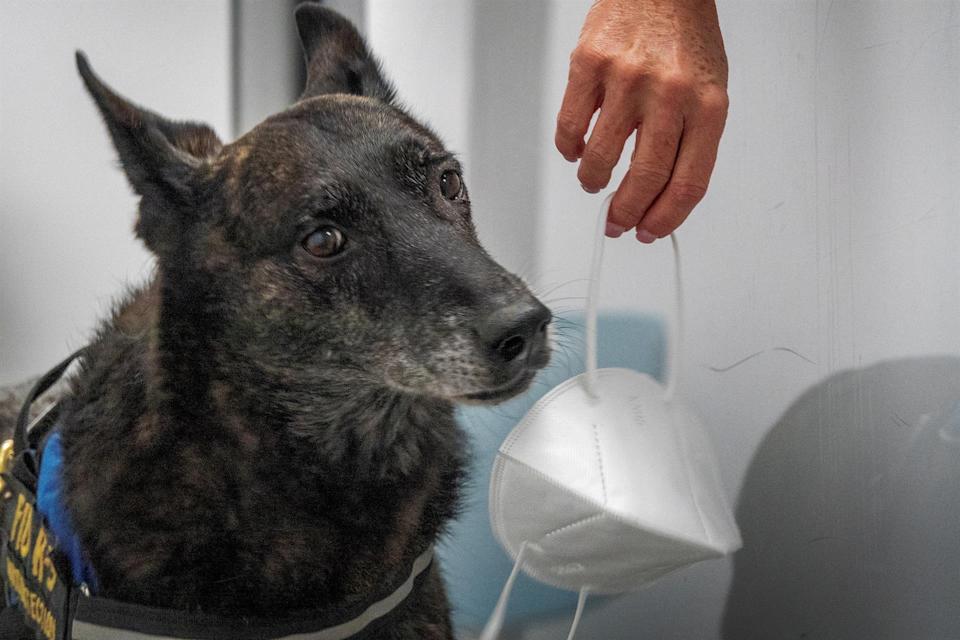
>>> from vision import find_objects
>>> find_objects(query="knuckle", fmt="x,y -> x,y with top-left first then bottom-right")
629,159 -> 673,186
582,145 -> 619,170
699,87 -> 730,118
655,71 -> 694,100
612,58 -> 647,85
570,45 -> 609,74
648,129 -> 679,155
668,180 -> 708,205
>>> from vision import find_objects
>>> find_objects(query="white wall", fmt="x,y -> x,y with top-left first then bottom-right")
366,0 -> 475,178
0,0 -> 232,385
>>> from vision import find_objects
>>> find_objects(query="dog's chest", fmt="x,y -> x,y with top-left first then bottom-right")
233,461 -> 454,605
58,316 -> 466,616
62,411 -> 463,615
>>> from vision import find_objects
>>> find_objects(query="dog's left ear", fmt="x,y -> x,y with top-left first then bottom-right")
295,3 -> 396,103
76,52 -> 222,205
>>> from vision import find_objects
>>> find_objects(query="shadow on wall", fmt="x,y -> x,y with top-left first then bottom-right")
723,356 -> 960,640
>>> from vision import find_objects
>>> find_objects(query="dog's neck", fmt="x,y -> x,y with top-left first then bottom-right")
61,275 -> 465,615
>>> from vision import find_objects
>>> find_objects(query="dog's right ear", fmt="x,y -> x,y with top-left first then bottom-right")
295,3 -> 396,103
76,52 -> 222,251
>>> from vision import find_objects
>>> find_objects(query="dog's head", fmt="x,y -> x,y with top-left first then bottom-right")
77,4 -> 550,404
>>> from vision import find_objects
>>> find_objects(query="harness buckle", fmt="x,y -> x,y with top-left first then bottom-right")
0,439 -> 14,499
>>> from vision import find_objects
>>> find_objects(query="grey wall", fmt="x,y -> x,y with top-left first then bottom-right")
0,0 -> 233,385
365,0 -> 960,638
233,0 -> 301,135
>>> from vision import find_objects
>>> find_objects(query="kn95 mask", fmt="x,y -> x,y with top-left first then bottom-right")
481,195 -> 741,640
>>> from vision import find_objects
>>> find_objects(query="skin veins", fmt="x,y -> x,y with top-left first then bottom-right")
556,0 -> 729,242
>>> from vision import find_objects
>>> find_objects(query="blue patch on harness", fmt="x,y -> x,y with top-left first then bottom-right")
36,430 -> 99,593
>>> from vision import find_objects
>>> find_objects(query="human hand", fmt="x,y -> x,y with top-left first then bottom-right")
556,0 -> 728,242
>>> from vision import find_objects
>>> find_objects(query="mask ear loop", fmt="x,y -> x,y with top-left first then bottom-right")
584,194 -> 684,402
479,541 -> 528,640
480,541 -> 592,640
565,586 -> 590,640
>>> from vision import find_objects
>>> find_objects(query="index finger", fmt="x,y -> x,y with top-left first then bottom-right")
555,52 -> 602,162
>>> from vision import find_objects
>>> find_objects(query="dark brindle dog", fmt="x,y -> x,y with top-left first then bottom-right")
0,4 -> 550,638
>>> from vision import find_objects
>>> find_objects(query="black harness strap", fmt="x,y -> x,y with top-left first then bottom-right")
1,349 -> 85,640
15,350 -> 84,454
68,545 -> 435,640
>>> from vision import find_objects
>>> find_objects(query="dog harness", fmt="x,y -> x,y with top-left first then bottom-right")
1,350 -> 435,640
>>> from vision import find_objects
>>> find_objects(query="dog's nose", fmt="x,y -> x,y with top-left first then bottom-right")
479,300 -> 552,364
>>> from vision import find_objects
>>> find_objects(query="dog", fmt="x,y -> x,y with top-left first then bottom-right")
0,4 -> 550,638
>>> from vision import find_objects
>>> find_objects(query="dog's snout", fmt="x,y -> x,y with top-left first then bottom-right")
479,301 -> 551,364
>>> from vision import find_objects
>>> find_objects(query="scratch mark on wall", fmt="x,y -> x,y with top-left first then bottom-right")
906,23 -> 960,71
814,0 -> 836,70
890,412 -> 911,430
707,347 -> 818,373
861,40 -> 900,51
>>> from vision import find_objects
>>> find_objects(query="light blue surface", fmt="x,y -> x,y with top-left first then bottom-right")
439,311 -> 667,634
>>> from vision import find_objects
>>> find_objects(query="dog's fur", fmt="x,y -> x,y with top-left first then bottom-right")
0,5 -> 549,638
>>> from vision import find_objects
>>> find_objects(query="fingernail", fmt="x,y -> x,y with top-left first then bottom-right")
636,229 -> 657,244
605,222 -> 625,238
563,154 -> 578,163
581,183 -> 600,194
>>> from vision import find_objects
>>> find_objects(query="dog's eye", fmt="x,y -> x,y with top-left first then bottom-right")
302,227 -> 346,258
439,170 -> 463,200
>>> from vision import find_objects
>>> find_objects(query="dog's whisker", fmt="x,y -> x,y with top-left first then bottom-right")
552,336 -> 585,351
541,296 -> 589,307
555,349 -> 580,373
550,335 -> 586,350
552,317 -> 585,327
547,301 -> 585,307
532,278 -> 590,300
551,335 -> 587,350
511,256 -> 539,283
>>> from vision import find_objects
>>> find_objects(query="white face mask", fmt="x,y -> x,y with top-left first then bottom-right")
481,195 -> 741,640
